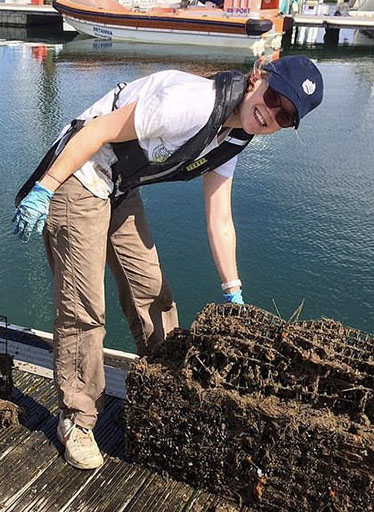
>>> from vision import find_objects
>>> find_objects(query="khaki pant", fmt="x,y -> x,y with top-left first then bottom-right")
43,176 -> 178,428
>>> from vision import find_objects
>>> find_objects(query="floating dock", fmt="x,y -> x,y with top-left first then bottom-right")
294,13 -> 374,29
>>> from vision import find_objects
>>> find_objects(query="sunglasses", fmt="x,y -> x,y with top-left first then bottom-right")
263,86 -> 296,128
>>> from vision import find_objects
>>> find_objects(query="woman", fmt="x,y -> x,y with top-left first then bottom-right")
13,55 -> 323,470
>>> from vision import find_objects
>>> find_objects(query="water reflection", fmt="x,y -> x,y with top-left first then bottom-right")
57,36 -> 259,74
35,48 -> 63,144
0,24 -> 75,44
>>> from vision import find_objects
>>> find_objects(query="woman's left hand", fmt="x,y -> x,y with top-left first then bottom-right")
223,290 -> 244,304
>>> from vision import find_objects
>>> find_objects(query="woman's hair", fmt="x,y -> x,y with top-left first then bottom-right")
201,56 -> 270,89
245,57 -> 270,90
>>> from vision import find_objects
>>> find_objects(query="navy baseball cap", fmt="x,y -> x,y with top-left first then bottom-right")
263,56 -> 323,129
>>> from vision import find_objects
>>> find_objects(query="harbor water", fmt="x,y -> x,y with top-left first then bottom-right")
0,30 -> 374,352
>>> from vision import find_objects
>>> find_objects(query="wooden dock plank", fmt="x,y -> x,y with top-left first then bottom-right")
0,415 -> 59,511
0,425 -> 29,462
183,490 -> 243,512
5,397 -> 123,512
12,368 -> 52,407
12,371 -> 46,397
15,377 -> 59,429
183,490 -> 221,511
122,473 -> 194,512
63,461 -> 151,512
5,456 -> 81,512
0,371 -> 57,460
158,480 -> 194,512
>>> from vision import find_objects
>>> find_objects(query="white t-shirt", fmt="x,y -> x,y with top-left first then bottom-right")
72,70 -> 237,199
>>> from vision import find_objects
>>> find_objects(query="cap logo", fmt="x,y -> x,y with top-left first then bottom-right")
302,79 -> 316,95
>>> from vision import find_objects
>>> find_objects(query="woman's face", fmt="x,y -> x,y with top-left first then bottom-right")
228,77 -> 296,135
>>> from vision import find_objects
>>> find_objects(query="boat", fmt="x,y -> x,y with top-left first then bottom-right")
52,0 -> 294,52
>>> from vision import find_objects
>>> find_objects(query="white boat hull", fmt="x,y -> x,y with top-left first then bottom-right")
64,14 -> 281,51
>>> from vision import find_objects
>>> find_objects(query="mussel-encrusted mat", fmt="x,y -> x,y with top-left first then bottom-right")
0,354 -> 18,428
124,304 -> 374,510
0,353 -> 13,401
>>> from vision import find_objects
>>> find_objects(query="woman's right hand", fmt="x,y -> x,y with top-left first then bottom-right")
12,181 -> 54,242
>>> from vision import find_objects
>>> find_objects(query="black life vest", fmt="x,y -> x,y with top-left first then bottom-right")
16,71 -> 254,208
15,119 -> 85,208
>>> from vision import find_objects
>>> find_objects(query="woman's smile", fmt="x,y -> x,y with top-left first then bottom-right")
254,107 -> 267,128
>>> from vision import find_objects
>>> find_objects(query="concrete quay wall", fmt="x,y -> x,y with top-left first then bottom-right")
0,4 -> 62,26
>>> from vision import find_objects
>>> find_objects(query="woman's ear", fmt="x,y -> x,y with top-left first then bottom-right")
251,56 -> 267,84
251,72 -> 260,83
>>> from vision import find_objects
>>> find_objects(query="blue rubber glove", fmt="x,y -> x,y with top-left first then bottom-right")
223,289 -> 245,305
12,182 -> 54,242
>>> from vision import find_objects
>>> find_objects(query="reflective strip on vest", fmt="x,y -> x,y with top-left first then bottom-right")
139,163 -> 181,184
225,135 -> 249,146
